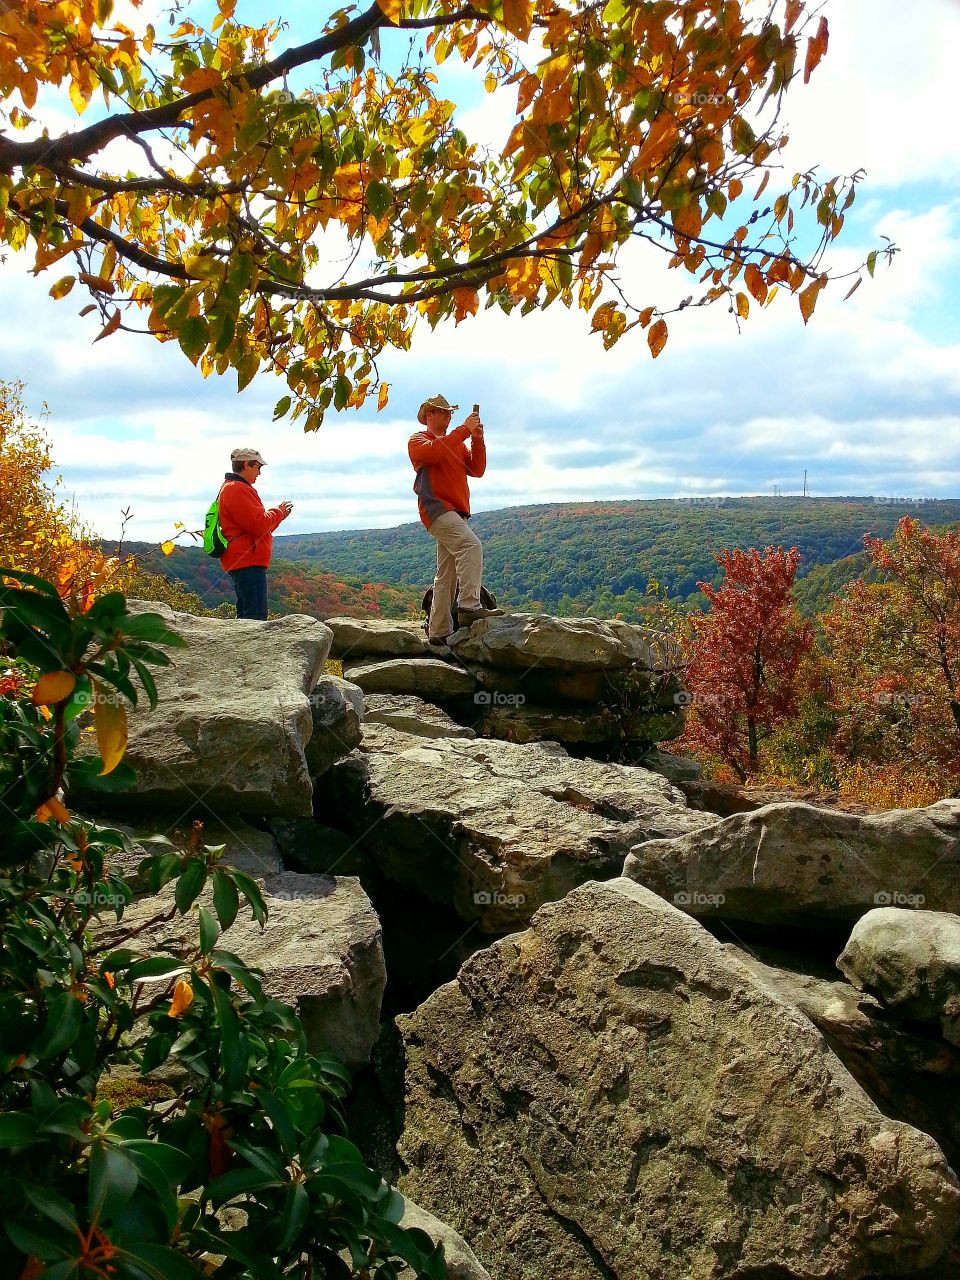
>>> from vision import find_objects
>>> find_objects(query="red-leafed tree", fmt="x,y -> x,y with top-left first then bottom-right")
676,545 -> 814,779
821,517 -> 960,787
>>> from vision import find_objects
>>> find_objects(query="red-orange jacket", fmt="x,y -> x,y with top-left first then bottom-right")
408,425 -> 486,529
217,473 -> 285,571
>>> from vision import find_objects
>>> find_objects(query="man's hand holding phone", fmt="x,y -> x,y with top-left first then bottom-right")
280,500 -> 294,518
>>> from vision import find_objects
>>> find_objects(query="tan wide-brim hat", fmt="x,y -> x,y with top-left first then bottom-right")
230,447 -> 267,465
417,393 -> 459,426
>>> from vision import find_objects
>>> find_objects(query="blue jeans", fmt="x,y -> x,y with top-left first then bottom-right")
229,566 -> 268,620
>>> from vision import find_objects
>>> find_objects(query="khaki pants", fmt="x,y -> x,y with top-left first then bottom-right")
427,510 -> 482,639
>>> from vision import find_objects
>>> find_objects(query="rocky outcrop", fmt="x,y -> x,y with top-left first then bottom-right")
364,694 -> 476,739
398,879 -> 960,1280
306,674 -> 364,776
838,909 -> 960,1046
727,942 -> 960,1177
326,722 -> 714,931
73,603 -> 333,818
396,1200 -> 491,1280
327,617 -> 432,661
343,657 -> 477,698
112,873 -> 385,1068
450,613 -> 679,671
623,799 -> 960,929
106,813 -> 283,890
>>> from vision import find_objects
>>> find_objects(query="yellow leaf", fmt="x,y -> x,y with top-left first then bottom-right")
735,291 -> 750,319
378,383 -> 390,411
647,319 -> 668,358
169,979 -> 194,1018
31,671 -> 76,707
502,0 -> 534,41
728,178 -> 744,200
93,684 -> 128,775
93,311 -> 122,343
49,276 -> 75,300
376,0 -> 403,22
69,77 -> 92,115
160,540 -> 176,556
452,287 -> 479,323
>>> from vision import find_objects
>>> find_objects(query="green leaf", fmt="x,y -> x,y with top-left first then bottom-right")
126,955 -> 190,982
198,905 -> 220,955
231,870 -> 267,926
66,758 -> 138,794
0,1112 -> 39,1147
205,1167 -> 284,1200
36,991 -> 85,1059
212,868 -> 239,930
0,567 -> 61,596
121,613 -> 186,647
867,249 -> 878,277
24,1183 -> 80,1234
178,314 -> 209,363
89,1143 -> 139,1222
276,1182 -> 310,1251
175,857 -> 207,914
273,395 -> 292,421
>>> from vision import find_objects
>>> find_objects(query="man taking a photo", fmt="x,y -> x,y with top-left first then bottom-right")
218,447 -> 293,620
408,394 -> 501,646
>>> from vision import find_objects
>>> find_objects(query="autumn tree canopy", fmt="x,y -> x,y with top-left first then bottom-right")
1,0 -> 882,427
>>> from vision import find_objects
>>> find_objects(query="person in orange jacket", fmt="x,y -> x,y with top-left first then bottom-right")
218,447 -> 293,620
408,393 -> 502,645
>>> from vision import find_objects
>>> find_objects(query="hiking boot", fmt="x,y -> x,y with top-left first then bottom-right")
456,607 -> 504,626
428,635 -> 451,647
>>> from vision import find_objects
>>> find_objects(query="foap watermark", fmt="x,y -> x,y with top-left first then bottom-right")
61,889 -> 127,908
873,691 -> 923,709
474,691 -> 526,707
872,495 -> 942,508
474,890 -> 527,907
674,495 -> 726,508
674,890 -> 725,907
874,890 -> 925,907
675,90 -> 728,108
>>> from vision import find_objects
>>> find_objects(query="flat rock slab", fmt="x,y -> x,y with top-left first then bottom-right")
111,872 -> 385,1069
623,799 -> 960,928
327,617 -> 431,661
398,879 -> 960,1280
364,694 -> 476,739
838,908 -> 960,1044
101,813 -> 282,892
449,613 -> 678,672
335,722 -> 715,931
343,657 -> 476,698
73,602 -> 332,818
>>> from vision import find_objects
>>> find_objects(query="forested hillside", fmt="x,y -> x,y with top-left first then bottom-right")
132,497 -> 960,621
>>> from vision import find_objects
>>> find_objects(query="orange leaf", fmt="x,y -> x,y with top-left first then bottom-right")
169,979 -> 194,1018
378,382 -> 390,411
785,0 -> 803,34
799,279 -> 823,324
844,277 -> 862,302
502,0 -> 534,40
672,204 -> 702,241
755,171 -> 770,200
79,271 -> 116,295
647,319 -> 668,358
93,682 -> 128,775
638,306 -> 656,329
516,73 -> 539,114
31,671 -> 76,706
93,311 -> 121,343
804,17 -> 829,84
36,796 -> 70,824
744,264 -> 768,305
452,287 -> 479,323
728,178 -> 743,200
375,0 -> 403,21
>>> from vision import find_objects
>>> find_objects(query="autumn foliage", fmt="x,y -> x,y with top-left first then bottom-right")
675,545 -> 814,780
0,0 -> 886,425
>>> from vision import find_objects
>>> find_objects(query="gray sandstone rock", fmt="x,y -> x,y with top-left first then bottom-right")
398,878 -> 960,1280
306,674 -> 365,775
342,657 -> 477,698
73,602 -> 332,818
102,813 -> 282,891
331,722 -> 715,931
364,693 -> 476,739
449,612 -> 679,671
108,872 -> 385,1068
326,617 -> 431,661
838,908 -> 960,1044
623,799 -> 960,927
396,1200 -> 491,1280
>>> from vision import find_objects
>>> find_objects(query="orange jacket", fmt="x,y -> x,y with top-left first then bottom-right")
408,425 -> 486,529
217,473 -> 285,570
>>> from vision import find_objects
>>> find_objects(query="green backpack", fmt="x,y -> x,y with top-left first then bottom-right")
203,497 -> 228,558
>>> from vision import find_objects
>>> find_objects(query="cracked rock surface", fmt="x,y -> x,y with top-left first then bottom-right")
328,722 -> 715,931
397,879 -> 960,1280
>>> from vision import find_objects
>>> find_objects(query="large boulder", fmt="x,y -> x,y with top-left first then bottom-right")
398,879 -> 960,1280
326,617 -> 431,661
73,603 -> 332,818
103,813 -> 283,891
328,723 -> 716,931
342,657 -> 476,699
306,674 -> 364,776
727,942 -> 960,1177
364,694 -> 476,739
838,909 -> 960,1045
623,799 -> 960,928
111,872 -> 385,1068
449,613 -> 678,672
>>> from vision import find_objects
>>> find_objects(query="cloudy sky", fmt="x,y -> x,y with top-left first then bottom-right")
3,0 -> 958,543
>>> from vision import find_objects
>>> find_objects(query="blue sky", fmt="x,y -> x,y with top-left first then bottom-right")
2,0 -> 958,542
